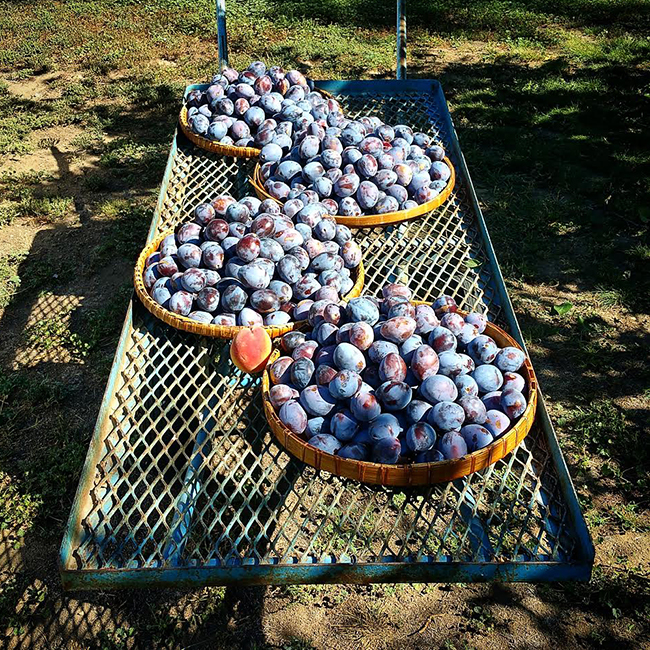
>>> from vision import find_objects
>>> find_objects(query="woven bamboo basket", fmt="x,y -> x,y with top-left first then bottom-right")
134,230 -> 365,339
179,105 -> 262,159
262,307 -> 537,486
250,157 -> 456,228
179,87 -> 334,159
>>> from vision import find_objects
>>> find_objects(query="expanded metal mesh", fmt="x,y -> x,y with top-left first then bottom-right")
65,89 -> 579,577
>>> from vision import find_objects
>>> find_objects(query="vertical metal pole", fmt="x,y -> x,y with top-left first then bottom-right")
396,0 -> 406,79
216,0 -> 229,69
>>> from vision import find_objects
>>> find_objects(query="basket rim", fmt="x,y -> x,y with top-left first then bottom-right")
134,229 -> 365,340
250,157 -> 456,228
262,306 -> 538,485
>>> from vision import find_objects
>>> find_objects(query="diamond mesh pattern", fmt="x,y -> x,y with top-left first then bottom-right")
65,88 -> 581,579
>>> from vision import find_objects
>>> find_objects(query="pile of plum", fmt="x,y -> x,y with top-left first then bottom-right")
142,194 -> 361,327
185,60 -> 451,218
259,119 -> 451,216
267,284 -> 529,464
186,61 -> 327,148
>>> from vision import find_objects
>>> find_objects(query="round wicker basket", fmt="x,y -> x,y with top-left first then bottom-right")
250,157 -> 456,228
179,87 -> 335,159
179,105 -> 262,159
134,230 -> 365,340
262,308 -> 537,486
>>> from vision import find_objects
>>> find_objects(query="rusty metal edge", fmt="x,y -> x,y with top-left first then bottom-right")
60,560 -> 592,590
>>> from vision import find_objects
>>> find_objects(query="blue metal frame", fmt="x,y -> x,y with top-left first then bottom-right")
59,80 -> 594,590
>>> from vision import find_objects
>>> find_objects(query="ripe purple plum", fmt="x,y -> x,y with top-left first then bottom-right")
437,351 -> 466,377
181,268 -> 207,293
454,374 -> 479,397
221,284 -> 247,312
270,356 -> 294,385
151,283 -> 172,307
315,364 -> 338,386
438,431 -> 468,460
292,340 -> 319,361
406,422 -> 436,453
428,326 -> 457,354
458,322 -> 479,347
484,410 -> 511,437
177,243 -> 202,268
371,437 -> 401,464
250,289 -> 280,313
367,415 -> 403,447
411,345 -> 440,381
419,375 -> 458,404
329,369 -> 362,399
338,443 -> 369,460
204,218 -> 229,242
196,287 -> 220,312
467,335 -> 498,365
168,291 -> 193,316
300,385 -> 337,416
341,241 -> 362,269
350,390 -> 381,422
333,342 -> 366,373
472,364 -> 503,393
281,331 -> 306,354
406,400 -> 432,424
430,401 -> 465,432
347,297 -> 380,325
238,308 -> 264,326
414,304 -> 439,334
460,424 -> 493,453
270,385 -> 299,409
291,357 -> 315,389
430,161 -> 451,182
238,263 -> 270,290
308,434 -> 342,454
495,347 -> 526,373
315,321 -> 338,346
502,372 -> 526,393
379,353 -> 407,382
368,340 -> 399,364
198,243 -> 223,271
323,303 -> 342,325
398,334 -> 421,363
432,295 -> 457,316
481,391 -> 502,411
346,322 -> 372,351
440,312 -> 465,337
376,380 -> 412,411
500,389 -> 527,419
380,317 -> 417,344
375,195 -> 400,214
465,312 -> 487,333
388,301 -> 416,319
331,410 -> 359,441
458,395 -> 487,424
333,173 -> 360,198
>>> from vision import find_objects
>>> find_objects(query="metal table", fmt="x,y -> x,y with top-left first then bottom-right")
59,80 -> 594,590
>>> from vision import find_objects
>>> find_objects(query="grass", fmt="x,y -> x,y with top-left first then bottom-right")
0,0 -> 648,648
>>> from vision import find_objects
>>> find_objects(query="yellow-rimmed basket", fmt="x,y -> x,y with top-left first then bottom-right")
262,307 -> 537,486
250,157 -> 456,228
179,105 -> 262,159
179,87 -> 335,159
134,230 -> 365,340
